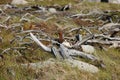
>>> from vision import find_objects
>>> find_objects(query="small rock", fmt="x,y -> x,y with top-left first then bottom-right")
11,0 -> 28,5
62,40 -> 72,48
66,59 -> 99,73
48,8 -> 57,13
81,45 -> 95,54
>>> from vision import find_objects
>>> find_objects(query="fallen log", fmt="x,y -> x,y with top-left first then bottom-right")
30,33 -> 99,61
69,49 -> 98,61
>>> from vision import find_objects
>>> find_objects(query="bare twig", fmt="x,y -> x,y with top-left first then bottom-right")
1,47 -> 27,54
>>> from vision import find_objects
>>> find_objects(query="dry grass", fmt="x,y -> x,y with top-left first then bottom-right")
0,0 -> 120,80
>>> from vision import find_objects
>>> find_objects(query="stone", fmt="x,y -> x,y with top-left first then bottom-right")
22,58 -> 99,73
66,59 -> 99,73
48,8 -> 57,13
62,40 -> 72,48
11,0 -> 28,5
81,45 -> 95,54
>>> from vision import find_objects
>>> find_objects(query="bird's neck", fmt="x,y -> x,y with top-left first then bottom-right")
58,31 -> 64,43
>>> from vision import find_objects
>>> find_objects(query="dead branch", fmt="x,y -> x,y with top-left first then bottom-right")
87,39 -> 120,45
94,34 -> 120,41
51,47 -> 63,59
30,33 -> 51,52
69,49 -> 99,61
1,47 -> 27,54
17,30 -> 44,34
73,34 -> 94,48
59,44 -> 72,59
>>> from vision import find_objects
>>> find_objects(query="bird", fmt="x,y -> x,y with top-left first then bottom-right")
57,29 -> 64,43
55,29 -> 72,48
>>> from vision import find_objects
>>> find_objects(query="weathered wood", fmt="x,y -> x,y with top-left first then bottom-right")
2,16 -> 11,24
17,30 -> 44,34
60,44 -> 98,61
20,13 -> 43,22
51,47 -> 63,59
1,47 -> 27,54
70,9 -> 103,18
109,42 -> 120,48
30,33 -> 97,60
70,13 -> 90,18
75,34 -> 82,41
87,39 -> 120,45
73,34 -> 94,48
0,24 -> 8,29
69,49 -> 98,61
30,33 -> 51,52
99,23 -> 120,31
94,34 -> 120,41
59,44 -> 72,59
68,27 -> 92,34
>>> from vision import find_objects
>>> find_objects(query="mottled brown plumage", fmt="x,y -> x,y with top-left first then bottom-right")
58,30 -> 64,43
